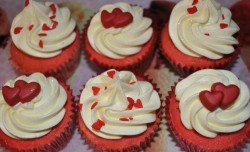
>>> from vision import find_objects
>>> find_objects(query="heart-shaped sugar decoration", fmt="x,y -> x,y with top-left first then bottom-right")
2,86 -> 20,107
127,97 -> 135,110
199,90 -> 223,111
134,99 -> 143,108
187,6 -> 197,14
15,80 -> 41,103
112,8 -> 133,28
92,86 -> 100,96
101,10 -> 116,28
107,70 -> 116,79
14,27 -> 23,35
211,82 -> 240,109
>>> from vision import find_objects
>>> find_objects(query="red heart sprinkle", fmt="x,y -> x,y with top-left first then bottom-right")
25,0 -> 29,7
2,86 -> 20,107
211,82 -> 240,109
134,99 -> 143,108
222,14 -> 225,20
50,15 -> 56,19
112,8 -> 133,28
205,33 -> 210,36
187,6 -> 198,14
107,70 -> 116,79
42,24 -> 51,31
92,86 -> 100,96
49,3 -> 56,14
199,90 -> 223,111
119,118 -> 129,121
101,10 -> 116,28
38,33 -> 47,37
39,40 -> 43,48
29,25 -> 34,31
91,101 -> 98,110
192,0 -> 199,5
92,119 -> 105,130
220,23 -> 228,29
14,27 -> 23,35
127,97 -> 135,110
15,80 -> 41,103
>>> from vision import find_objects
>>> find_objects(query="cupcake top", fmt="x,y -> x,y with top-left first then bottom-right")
175,69 -> 250,138
169,0 -> 239,60
79,69 -> 160,139
10,0 -> 76,58
87,2 -> 153,59
0,73 -> 67,139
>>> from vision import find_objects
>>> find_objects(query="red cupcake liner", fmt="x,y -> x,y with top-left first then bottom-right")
82,12 -> 158,76
77,74 -> 163,151
159,23 -> 240,77
0,82 -> 76,152
10,28 -> 81,81
165,85 -> 250,152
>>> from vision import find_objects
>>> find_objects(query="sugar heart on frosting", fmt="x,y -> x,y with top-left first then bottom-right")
2,86 -> 21,107
199,90 -> 224,111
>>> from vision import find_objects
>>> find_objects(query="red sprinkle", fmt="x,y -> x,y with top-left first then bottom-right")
78,103 -> 83,110
38,33 -> 47,36
28,25 -> 34,31
119,118 -> 129,121
91,101 -> 98,109
42,24 -> 51,31
192,0 -> 199,5
134,99 -> 143,108
49,3 -> 56,14
25,0 -> 29,7
205,33 -> 210,36
107,70 -> 116,79
14,27 -> 23,34
39,40 -> 43,48
127,97 -> 134,110
187,6 -> 197,14
92,119 -> 105,130
50,15 -> 56,19
129,117 -> 133,120
222,14 -> 225,20
92,86 -> 100,96
220,23 -> 228,29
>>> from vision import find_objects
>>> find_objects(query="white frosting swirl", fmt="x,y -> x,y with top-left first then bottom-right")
169,0 -> 239,60
80,69 -> 160,139
0,73 -> 67,139
87,2 -> 153,59
10,0 -> 76,58
176,69 -> 250,138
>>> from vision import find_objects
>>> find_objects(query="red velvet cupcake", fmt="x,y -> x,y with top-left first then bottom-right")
160,0 -> 240,76
82,2 -> 157,75
10,0 -> 80,81
0,73 -> 75,151
166,69 -> 250,151
77,69 -> 162,151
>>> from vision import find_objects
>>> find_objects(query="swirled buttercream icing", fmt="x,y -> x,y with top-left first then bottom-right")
87,2 -> 153,59
0,73 -> 67,139
175,69 -> 250,138
10,0 -> 76,58
169,0 -> 239,60
80,69 -> 160,139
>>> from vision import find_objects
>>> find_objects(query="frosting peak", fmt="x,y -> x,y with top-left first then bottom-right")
80,69 -> 160,139
169,0 -> 239,60
10,0 -> 76,58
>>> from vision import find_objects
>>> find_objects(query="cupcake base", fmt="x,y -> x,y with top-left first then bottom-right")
166,86 -> 250,151
160,24 -> 240,76
10,29 -> 81,81
0,83 -> 75,152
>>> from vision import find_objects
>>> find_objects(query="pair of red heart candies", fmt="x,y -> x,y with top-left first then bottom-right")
2,80 -> 41,107
199,82 -> 240,111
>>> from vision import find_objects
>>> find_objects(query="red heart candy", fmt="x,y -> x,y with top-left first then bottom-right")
2,86 -> 20,107
101,10 -> 116,28
112,8 -> 133,28
211,82 -> 240,109
92,86 -> 100,96
134,99 -> 143,108
15,80 -> 41,103
127,97 -> 135,110
199,90 -> 223,111
14,27 -> 23,35
187,6 -> 198,14
107,70 -> 116,79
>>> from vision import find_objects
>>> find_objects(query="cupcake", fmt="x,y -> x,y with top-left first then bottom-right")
160,0 -> 240,76
0,72 -> 75,151
166,69 -> 250,151
10,0 -> 80,80
78,69 -> 161,151
82,2 -> 157,74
